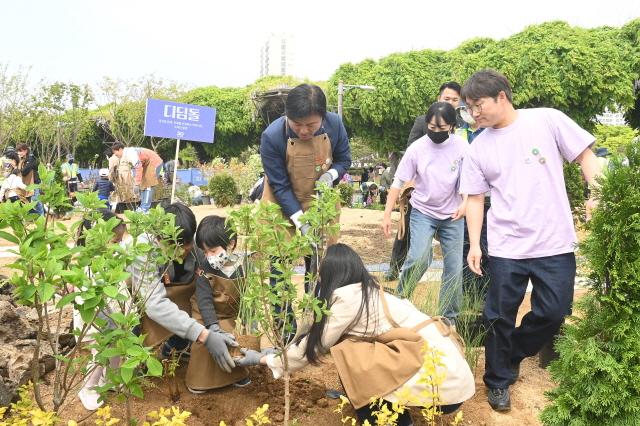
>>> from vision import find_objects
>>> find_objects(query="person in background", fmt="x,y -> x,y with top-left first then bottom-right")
93,168 -> 115,209
379,163 -> 391,205
16,143 -> 44,215
111,143 -> 164,213
407,82 -> 463,145
381,102 -> 467,325
187,182 -> 204,206
1,152 -> 27,203
61,154 -> 83,206
164,159 -> 180,185
248,173 -> 265,203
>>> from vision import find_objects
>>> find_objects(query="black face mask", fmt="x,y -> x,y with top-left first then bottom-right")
427,128 -> 451,144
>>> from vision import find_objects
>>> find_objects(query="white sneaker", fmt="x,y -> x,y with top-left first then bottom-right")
78,387 -> 103,411
187,386 -> 206,394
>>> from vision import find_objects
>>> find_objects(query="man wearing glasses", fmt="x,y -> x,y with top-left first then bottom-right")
460,70 -> 600,412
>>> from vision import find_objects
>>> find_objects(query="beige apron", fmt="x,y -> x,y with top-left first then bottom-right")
109,155 -> 137,203
139,149 -> 163,190
397,180 -> 415,240
330,289 -> 464,409
18,158 -> 35,198
261,124 -> 340,244
140,272 -> 196,348
185,273 -> 248,390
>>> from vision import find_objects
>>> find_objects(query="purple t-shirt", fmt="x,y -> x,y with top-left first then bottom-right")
395,133 -> 467,220
460,108 -> 594,259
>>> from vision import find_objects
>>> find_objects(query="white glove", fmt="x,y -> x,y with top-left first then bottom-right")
316,172 -> 334,188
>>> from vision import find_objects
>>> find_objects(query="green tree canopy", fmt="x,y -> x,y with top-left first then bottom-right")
329,20 -> 639,152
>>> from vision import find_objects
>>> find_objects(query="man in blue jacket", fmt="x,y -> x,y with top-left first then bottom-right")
260,83 -> 351,236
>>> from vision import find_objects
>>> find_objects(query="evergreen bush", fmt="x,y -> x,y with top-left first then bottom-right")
208,173 -> 238,207
541,141 -> 640,425
337,182 -> 354,207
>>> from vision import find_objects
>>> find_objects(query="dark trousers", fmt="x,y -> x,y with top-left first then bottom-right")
269,255 -> 313,340
356,400 -> 462,425
462,198 -> 491,299
483,252 -> 575,388
386,203 -> 412,281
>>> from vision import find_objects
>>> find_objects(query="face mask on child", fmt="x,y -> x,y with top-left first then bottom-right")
207,250 -> 229,270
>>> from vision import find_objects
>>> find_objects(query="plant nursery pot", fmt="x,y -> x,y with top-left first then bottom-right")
229,334 -> 261,357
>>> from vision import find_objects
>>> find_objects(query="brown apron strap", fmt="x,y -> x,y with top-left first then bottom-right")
379,287 -> 451,335
397,203 -> 408,240
410,318 -> 436,332
378,288 -> 401,329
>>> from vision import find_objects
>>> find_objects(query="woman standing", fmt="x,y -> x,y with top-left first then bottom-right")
381,102 -> 467,323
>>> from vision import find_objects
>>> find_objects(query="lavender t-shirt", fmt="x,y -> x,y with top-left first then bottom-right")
460,108 -> 594,259
395,133 -> 467,220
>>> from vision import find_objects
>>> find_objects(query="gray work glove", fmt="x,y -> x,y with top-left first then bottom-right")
234,348 -> 276,367
316,171 -> 335,188
299,223 -> 311,236
204,324 -> 238,373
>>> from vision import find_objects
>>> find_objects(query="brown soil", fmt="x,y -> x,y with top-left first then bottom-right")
3,206 -> 588,425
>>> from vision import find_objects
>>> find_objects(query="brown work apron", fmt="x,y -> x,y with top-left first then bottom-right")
330,289 -> 463,409
139,149 -> 163,189
140,272 -> 196,348
185,273 -> 248,390
261,124 -> 340,244
18,158 -> 35,197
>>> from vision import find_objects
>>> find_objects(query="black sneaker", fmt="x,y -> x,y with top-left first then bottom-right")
487,388 -> 511,412
508,363 -> 520,385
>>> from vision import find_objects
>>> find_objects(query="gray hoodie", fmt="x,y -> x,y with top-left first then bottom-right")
129,234 -> 205,342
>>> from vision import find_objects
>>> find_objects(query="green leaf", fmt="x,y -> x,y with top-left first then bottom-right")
146,356 -> 163,377
109,312 -> 127,325
56,292 -> 78,309
121,358 -> 140,369
0,231 -> 18,244
120,367 -> 134,384
103,285 -> 119,298
99,348 -> 122,358
129,382 -> 144,399
39,282 -> 56,302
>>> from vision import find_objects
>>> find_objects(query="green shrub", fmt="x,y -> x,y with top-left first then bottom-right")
208,173 -> 238,207
337,182 -> 354,207
541,141 -> 640,425
563,162 -> 586,222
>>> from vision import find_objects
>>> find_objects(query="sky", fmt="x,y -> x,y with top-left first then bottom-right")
1,0 -> 639,95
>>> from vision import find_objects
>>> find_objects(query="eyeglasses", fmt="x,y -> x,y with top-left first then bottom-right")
466,101 -> 486,114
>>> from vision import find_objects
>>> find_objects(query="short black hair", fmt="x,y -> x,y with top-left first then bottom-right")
164,203 -> 197,245
77,208 -> 125,247
4,151 -> 19,163
285,84 -> 327,120
111,142 -> 125,152
424,102 -> 457,127
438,82 -> 462,97
196,215 -> 236,250
462,70 -> 513,103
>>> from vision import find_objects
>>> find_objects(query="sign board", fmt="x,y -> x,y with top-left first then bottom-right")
144,99 -> 216,143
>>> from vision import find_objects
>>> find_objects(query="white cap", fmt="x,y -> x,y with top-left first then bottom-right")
99,168 -> 109,177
